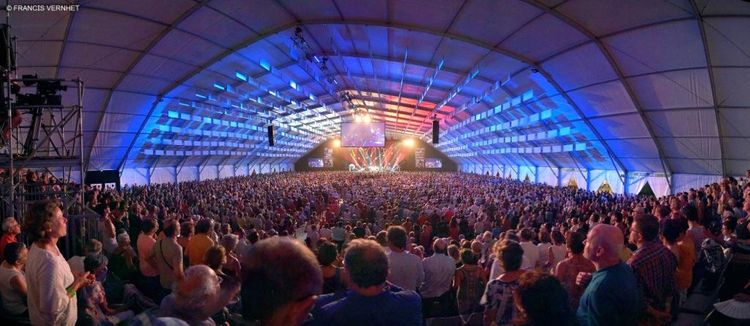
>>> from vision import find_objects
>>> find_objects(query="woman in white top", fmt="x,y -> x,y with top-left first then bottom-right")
24,200 -> 94,325
546,230 -> 568,272
0,242 -> 28,318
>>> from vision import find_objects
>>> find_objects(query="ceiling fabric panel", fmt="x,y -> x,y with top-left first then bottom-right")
541,43 -> 618,91
659,137 -> 721,160
501,14 -> 589,62
627,68 -> 714,110
713,68 -> 750,108
9,0 -> 749,177
719,108 -> 750,138
567,81 -> 636,118
556,0 -> 694,37
589,113 -> 650,139
450,0 -> 542,46
647,109 -> 719,138
603,20 -> 706,77
67,9 -> 165,50
704,18 -> 750,67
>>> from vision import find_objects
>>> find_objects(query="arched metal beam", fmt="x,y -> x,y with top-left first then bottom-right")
520,0 -> 676,190
690,0 -> 726,176
112,18 -> 626,171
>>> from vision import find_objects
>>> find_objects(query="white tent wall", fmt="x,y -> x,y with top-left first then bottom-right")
627,174 -> 670,198
150,168 -> 176,185
121,168 -> 149,186
519,166 -> 536,182
672,174 -> 724,194
177,167 -> 199,183
537,167 -> 559,187
218,165 -> 234,179
560,168 -> 587,191
199,166 -> 219,181
589,170 -> 625,194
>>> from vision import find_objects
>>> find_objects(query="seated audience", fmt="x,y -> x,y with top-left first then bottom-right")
78,256 -> 135,325
160,265 -> 240,325
68,239 -> 106,275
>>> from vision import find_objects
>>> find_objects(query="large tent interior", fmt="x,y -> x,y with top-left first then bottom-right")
2,0 -> 750,325
5,0 -> 750,195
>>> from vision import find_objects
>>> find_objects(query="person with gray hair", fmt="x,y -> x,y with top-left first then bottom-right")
420,238 -> 458,317
313,239 -> 422,325
0,216 -> 21,260
241,237 -> 322,326
220,234 -> 241,278
159,264 -> 239,325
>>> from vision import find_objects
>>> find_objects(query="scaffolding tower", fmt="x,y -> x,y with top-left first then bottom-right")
1,76 -> 86,218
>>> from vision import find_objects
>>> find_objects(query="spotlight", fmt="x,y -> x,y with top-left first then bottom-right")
332,139 -> 341,147
403,138 -> 415,147
362,114 -> 371,123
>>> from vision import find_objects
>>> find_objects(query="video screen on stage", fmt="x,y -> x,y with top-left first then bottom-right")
341,122 -> 385,147
425,158 -> 442,168
308,158 -> 324,168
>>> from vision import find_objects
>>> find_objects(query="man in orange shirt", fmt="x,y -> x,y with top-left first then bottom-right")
187,219 -> 215,266
0,217 -> 21,260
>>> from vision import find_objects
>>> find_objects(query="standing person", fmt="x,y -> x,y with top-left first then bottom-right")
149,219 -> 183,301
628,214 -> 678,324
516,271 -> 575,326
420,238 -> 458,317
0,242 -> 29,321
454,249 -> 485,316
188,219 -> 215,266
386,226 -> 424,291
331,222 -> 346,252
577,224 -> 640,326
137,219 -> 160,298
554,231 -> 595,311
481,240 -> 524,326
518,228 -> 539,271
24,200 -> 94,325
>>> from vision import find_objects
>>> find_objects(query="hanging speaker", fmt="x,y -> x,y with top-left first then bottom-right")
432,120 -> 439,144
267,125 -> 274,146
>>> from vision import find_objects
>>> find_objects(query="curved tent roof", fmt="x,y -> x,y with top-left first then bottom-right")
11,0 -> 750,183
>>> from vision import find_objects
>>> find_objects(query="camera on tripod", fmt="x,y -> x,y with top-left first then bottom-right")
14,74 -> 68,106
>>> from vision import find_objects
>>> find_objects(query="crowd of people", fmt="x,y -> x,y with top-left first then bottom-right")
0,170 -> 749,325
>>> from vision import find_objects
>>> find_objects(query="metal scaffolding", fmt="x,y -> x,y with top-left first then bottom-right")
1,77 -> 85,218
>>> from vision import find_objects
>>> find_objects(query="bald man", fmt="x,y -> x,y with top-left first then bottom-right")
420,238 -> 458,317
577,224 -> 641,326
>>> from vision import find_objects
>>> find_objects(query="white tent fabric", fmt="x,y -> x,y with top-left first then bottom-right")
9,0 -> 750,191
